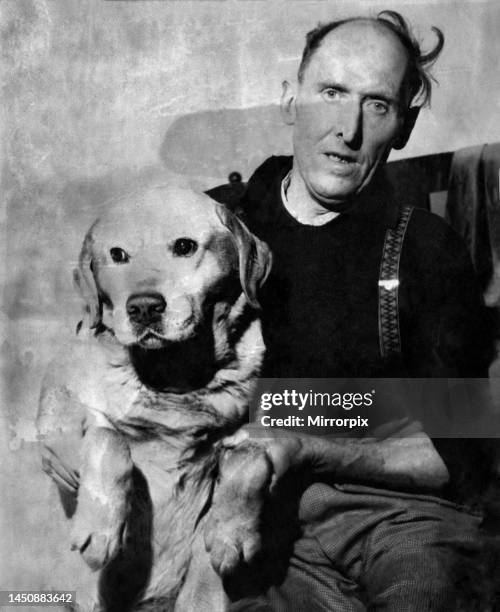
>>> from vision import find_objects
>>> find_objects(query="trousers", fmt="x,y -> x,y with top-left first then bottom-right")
260,483 -> 484,612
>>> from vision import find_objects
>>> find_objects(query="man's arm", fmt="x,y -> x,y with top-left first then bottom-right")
206,421 -> 448,576
404,213 -> 498,502
226,423 -> 449,493
298,430 -> 449,490
405,210 -> 496,378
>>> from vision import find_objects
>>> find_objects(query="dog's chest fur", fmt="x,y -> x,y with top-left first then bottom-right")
75,340 -> 234,605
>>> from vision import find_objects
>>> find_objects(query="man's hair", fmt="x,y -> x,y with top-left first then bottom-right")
297,10 -> 444,108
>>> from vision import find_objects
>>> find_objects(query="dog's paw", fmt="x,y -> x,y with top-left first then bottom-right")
205,443 -> 272,577
205,512 -> 263,578
70,491 -> 129,571
70,522 -> 125,572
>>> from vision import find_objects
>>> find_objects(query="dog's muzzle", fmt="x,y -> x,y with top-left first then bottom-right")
126,292 -> 166,325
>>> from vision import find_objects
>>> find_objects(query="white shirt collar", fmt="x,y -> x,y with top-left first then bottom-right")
280,171 -> 339,226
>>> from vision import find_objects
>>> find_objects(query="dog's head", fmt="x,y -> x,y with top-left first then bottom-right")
74,185 -> 271,349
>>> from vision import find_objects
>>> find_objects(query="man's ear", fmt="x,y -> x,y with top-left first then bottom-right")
393,106 -> 420,150
280,80 -> 296,126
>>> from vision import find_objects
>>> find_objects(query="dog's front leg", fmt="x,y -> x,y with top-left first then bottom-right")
204,443 -> 273,578
71,424 -> 133,572
175,525 -> 231,612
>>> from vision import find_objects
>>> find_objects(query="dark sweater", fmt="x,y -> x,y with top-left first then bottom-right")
211,156 -> 494,379
209,157 -> 498,503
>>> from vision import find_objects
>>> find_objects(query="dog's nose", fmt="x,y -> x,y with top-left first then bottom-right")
126,293 -> 166,323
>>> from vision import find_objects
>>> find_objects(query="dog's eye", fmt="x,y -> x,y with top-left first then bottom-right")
173,238 -> 198,257
109,247 -> 130,264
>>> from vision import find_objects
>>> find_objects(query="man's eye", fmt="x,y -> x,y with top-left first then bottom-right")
368,101 -> 389,115
173,238 -> 198,257
109,247 -> 130,264
323,88 -> 340,100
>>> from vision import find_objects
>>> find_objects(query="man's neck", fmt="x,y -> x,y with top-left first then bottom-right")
283,169 -> 340,226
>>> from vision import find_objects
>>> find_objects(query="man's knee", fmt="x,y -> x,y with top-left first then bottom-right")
364,536 -> 482,611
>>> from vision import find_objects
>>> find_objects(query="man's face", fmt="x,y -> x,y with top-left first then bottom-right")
283,21 -> 413,207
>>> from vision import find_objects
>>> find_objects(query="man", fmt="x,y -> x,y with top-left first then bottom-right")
208,11 -> 497,611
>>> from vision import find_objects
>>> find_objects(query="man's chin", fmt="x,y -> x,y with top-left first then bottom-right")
307,177 -> 362,211
312,190 -> 358,213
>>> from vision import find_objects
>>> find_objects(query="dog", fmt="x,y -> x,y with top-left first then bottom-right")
37,184 -> 274,611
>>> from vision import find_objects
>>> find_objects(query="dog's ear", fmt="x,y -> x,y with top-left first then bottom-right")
216,204 -> 272,309
73,222 -> 102,330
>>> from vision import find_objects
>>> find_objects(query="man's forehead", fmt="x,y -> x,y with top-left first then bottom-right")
302,19 -> 409,89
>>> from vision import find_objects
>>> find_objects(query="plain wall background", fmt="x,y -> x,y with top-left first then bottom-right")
1,0 -> 500,600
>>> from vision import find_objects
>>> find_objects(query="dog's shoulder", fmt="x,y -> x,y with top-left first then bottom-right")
38,331 -> 124,431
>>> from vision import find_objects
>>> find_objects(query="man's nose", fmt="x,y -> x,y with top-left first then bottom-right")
334,100 -> 363,149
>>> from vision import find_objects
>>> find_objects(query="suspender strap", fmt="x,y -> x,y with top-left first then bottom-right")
378,206 -> 413,357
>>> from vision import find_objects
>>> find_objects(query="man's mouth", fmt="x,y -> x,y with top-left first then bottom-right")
325,152 -> 356,164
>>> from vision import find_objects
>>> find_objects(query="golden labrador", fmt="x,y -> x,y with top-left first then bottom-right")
38,184 -> 273,611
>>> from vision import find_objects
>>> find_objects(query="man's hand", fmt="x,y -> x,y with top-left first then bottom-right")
206,421 -> 449,578
222,424 -> 305,491
224,420 -> 449,492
